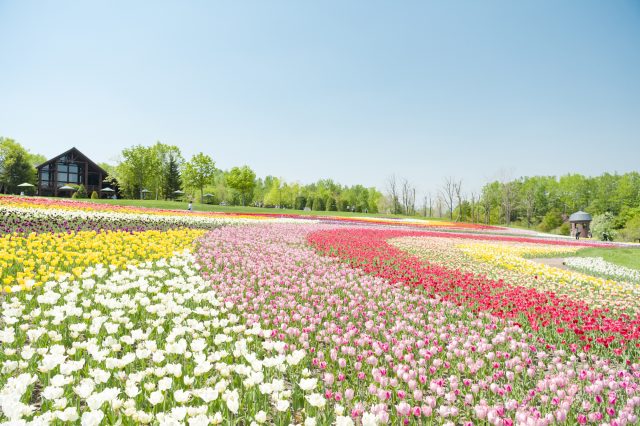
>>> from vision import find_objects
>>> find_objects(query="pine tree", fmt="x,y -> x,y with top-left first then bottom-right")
165,154 -> 182,199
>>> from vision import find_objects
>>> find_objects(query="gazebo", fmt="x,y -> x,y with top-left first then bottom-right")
569,211 -> 592,238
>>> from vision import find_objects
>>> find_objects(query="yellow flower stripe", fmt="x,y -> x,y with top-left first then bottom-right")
1,228 -> 206,293
392,237 -> 640,314
457,242 -> 640,309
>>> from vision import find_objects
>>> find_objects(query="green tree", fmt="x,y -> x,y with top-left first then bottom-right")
538,209 -> 563,232
225,165 -> 256,206
294,195 -> 306,210
165,154 -> 183,199
325,196 -> 337,211
263,178 -> 282,207
114,145 -> 159,199
620,213 -> 640,242
150,143 -> 183,200
183,153 -> 216,203
311,196 -> 324,211
0,138 -> 36,194
28,153 -> 47,168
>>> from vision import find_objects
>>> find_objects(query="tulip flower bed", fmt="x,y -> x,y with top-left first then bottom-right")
0,196 -> 277,223
3,194 -> 640,425
391,237 -> 640,313
565,257 -> 640,285
0,204 -> 268,235
0,251 -> 319,425
307,229 -> 640,359
196,224 -> 640,425
0,228 -> 206,293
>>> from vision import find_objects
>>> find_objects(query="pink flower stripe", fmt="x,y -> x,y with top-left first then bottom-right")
306,229 -> 640,358
196,224 -> 640,425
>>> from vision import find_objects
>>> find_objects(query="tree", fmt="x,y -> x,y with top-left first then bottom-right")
521,177 -> 540,228
165,154 -> 182,199
0,138 -> 36,194
501,180 -> 517,225
620,212 -> 640,242
386,175 -> 401,214
183,153 -> 216,203
480,181 -> 501,224
114,145 -> 159,199
454,181 -> 463,221
401,178 -> 416,215
325,196 -> 337,211
538,210 -> 563,232
440,177 -> 460,221
27,153 -> 47,168
151,143 -> 184,200
311,196 -> 324,211
225,166 -> 256,206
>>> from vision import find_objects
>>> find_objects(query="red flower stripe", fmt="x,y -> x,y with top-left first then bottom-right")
307,228 -> 640,358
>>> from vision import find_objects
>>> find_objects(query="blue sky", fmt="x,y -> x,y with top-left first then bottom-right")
1,1 -> 639,196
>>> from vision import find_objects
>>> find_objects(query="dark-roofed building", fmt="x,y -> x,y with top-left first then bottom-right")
36,147 -> 108,197
569,211 -> 593,239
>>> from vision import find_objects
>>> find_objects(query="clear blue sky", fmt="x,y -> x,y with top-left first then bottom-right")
1,1 -> 639,196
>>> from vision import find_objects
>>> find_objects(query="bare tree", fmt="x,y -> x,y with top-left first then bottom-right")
470,191 -> 476,223
481,191 -> 493,224
422,192 -> 433,217
501,182 -> 516,225
436,195 -> 444,218
455,181 -> 463,222
412,187 -> 416,216
401,178 -> 409,215
496,169 -> 516,226
429,193 -> 433,217
440,177 -> 462,221
386,175 -> 400,214
400,178 -> 417,215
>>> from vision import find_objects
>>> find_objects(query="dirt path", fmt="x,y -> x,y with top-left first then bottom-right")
528,257 -> 571,271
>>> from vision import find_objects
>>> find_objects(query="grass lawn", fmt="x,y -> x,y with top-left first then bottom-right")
572,247 -> 640,271
84,198 -> 443,220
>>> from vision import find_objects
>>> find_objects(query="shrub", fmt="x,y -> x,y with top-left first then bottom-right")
91,191 -> 99,199
619,213 -> 640,242
75,184 -> 87,198
538,210 -> 563,232
558,222 -> 570,236
591,212 -> 616,241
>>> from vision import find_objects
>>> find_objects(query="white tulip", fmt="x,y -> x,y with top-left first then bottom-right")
80,410 -> 104,426
299,377 -> 318,391
148,390 -> 164,405
305,393 -> 326,408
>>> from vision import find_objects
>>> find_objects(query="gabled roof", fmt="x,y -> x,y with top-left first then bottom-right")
36,147 -> 108,176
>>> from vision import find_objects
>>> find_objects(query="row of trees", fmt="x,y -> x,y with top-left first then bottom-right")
3,137 -> 638,240
472,173 -> 640,225
382,172 -> 640,241
459,173 -> 640,241
0,138 -> 46,194
110,143 -> 384,212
